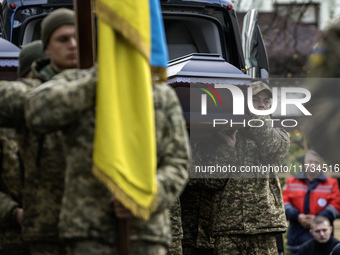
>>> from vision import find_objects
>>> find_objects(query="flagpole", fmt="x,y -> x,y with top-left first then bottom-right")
73,1 -> 130,254
119,219 -> 130,255
74,0 -> 95,69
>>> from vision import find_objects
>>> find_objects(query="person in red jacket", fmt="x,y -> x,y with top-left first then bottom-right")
283,150 -> 340,255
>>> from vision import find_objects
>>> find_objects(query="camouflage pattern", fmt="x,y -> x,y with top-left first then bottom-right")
66,240 -> 117,255
195,187 -> 215,249
167,239 -> 182,255
0,128 -> 28,255
0,79 -> 41,127
0,59 -> 66,251
66,239 -> 166,255
24,68 -> 190,248
131,240 -> 167,255
19,129 -> 65,243
180,143 -> 215,253
180,181 -> 201,251
249,81 -> 272,97
214,234 -> 277,255
303,19 -> 340,164
197,113 -> 290,238
168,199 -> 183,255
180,180 -> 215,250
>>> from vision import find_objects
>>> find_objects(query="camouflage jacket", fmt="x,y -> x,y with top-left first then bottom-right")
25,68 -> 190,246
169,199 -> 183,242
198,114 -> 290,236
180,145 -> 215,249
0,128 -> 27,254
0,62 -> 66,242
180,178 -> 215,249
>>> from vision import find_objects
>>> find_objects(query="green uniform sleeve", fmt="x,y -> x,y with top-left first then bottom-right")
195,133 -> 236,191
0,129 -> 22,228
246,114 -> 290,163
25,67 -> 97,134
153,84 -> 190,212
0,79 -> 40,127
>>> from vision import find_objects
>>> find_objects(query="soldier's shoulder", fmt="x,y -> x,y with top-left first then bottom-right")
0,78 -> 41,89
153,82 -> 176,95
53,66 -> 97,81
153,83 -> 179,107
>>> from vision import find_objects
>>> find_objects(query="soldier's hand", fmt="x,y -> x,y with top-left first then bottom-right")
16,208 -> 24,225
218,129 -> 238,147
110,195 -> 134,219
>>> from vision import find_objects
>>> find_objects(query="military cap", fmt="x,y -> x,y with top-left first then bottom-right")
41,8 -> 75,50
249,81 -> 272,98
17,40 -> 47,78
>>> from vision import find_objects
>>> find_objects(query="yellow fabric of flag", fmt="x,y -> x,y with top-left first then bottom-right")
93,0 -> 157,220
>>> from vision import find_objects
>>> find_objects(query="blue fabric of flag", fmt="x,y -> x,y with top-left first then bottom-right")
149,0 -> 168,67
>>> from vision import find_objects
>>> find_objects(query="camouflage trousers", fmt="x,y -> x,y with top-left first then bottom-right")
167,239 -> 182,255
66,239 -> 167,255
214,234 -> 277,255
29,241 -> 67,255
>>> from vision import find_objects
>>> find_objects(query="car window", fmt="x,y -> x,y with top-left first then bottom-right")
164,15 -> 223,60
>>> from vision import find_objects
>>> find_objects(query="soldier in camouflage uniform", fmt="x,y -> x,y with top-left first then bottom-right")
180,160 -> 215,255
24,67 -> 190,255
0,40 -> 47,255
303,19 -> 340,164
0,128 -> 26,255
197,81 -> 290,255
0,8 -> 77,255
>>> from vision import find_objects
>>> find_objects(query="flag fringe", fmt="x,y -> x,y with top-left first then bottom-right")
95,0 -> 150,61
92,164 -> 157,220
151,66 -> 168,83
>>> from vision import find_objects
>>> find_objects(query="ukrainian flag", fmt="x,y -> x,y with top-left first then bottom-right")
93,0 -> 168,220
